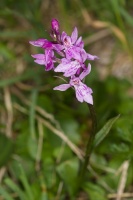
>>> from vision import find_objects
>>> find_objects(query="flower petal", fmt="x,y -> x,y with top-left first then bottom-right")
31,54 -> 45,59
42,41 -> 52,48
29,39 -> 47,47
34,59 -> 46,65
79,63 -> 91,80
87,53 -> 99,60
83,93 -> 93,104
45,61 -> 54,71
63,61 -> 81,77
75,89 -> 84,102
65,47 -> 81,60
80,49 -> 87,63
75,36 -> 84,48
71,27 -> 78,44
53,84 -> 71,91
61,32 -> 67,43
53,44 -> 64,51
54,58 -> 71,72
54,63 -> 69,73
77,84 -> 93,104
45,49 -> 53,62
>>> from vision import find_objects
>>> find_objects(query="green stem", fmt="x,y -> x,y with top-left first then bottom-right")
76,104 -> 97,193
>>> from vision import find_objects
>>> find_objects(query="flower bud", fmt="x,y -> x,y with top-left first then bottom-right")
51,19 -> 59,32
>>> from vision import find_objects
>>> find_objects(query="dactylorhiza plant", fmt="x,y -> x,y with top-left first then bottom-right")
29,19 -> 98,193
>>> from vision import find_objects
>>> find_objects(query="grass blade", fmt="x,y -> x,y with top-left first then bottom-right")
0,188 -> 14,200
5,178 -> 27,200
19,164 -> 34,200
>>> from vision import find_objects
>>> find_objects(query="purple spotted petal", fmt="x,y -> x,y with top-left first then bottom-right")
54,58 -> 70,72
63,60 -> 81,77
65,47 -> 81,60
75,89 -> 84,102
54,61 -> 70,73
77,84 -> 93,104
79,63 -> 91,80
53,84 -> 71,91
71,27 -> 78,44
87,53 -> 99,60
45,49 -> 54,62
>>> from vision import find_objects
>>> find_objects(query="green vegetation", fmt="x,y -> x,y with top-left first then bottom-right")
0,0 -> 133,199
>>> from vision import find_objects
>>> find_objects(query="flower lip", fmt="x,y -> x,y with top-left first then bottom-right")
70,77 -> 80,86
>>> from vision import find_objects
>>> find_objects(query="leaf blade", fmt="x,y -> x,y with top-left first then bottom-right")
94,114 -> 120,147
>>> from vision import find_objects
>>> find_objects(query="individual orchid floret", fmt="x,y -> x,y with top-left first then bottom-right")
61,27 -> 79,47
54,58 -> 81,77
61,27 -> 85,60
53,64 -> 93,104
29,38 -> 64,57
32,49 -> 55,71
54,49 -> 88,77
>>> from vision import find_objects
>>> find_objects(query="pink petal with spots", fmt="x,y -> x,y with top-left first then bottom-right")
75,89 -> 84,102
63,61 -> 81,77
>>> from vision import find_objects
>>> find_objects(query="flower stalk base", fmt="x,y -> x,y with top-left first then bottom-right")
76,104 -> 97,194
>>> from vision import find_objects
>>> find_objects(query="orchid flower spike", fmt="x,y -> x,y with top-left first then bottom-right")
29,19 -> 98,105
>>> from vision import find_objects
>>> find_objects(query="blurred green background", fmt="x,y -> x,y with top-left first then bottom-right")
0,0 -> 133,199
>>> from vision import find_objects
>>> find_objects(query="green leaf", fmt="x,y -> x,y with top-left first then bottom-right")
83,182 -> 107,200
37,95 -> 54,113
115,117 -> 133,143
58,116 -> 80,144
42,158 -> 56,188
19,164 -> 34,200
94,115 -> 120,147
56,158 -> 79,196
5,178 -> 27,200
28,136 -> 38,160
120,7 -> 133,27
0,188 -> 14,200
0,134 -> 14,167
0,69 -> 41,88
